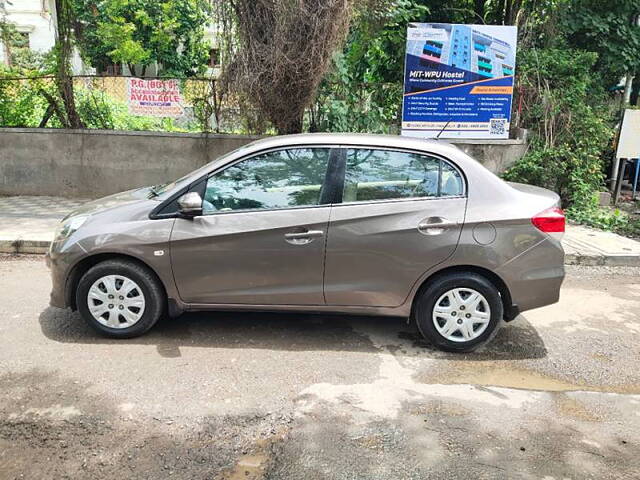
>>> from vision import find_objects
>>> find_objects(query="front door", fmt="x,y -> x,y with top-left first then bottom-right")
170,147 -> 334,305
324,147 -> 467,307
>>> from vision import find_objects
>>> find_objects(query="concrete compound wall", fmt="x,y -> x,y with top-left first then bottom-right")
0,128 -> 527,198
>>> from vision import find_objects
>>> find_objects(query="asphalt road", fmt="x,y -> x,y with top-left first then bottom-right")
0,255 -> 639,479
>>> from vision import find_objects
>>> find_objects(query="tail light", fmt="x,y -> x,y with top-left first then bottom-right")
532,207 -> 565,236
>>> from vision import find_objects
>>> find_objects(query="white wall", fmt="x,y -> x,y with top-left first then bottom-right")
0,0 -> 55,59
1,2 -> 218,76
0,0 -> 85,73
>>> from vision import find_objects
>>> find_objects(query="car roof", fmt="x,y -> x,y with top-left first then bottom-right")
242,133 -> 462,158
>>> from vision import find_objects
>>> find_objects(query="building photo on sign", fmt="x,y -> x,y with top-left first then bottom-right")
127,78 -> 185,117
402,23 -> 517,139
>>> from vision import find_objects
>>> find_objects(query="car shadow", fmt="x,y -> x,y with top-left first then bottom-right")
38,307 -> 547,360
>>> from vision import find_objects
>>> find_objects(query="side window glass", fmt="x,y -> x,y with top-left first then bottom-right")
203,148 -> 330,213
343,149 -> 440,202
441,161 -> 464,196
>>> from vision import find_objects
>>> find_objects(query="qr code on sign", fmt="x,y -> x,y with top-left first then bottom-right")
490,118 -> 507,136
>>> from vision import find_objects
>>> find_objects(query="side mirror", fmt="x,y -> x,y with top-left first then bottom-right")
177,192 -> 203,218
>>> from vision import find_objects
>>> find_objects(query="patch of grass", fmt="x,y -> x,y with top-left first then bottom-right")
567,198 -> 640,239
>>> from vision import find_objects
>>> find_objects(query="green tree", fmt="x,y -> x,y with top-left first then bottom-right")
71,0 -> 211,77
309,0 -> 428,133
563,0 -> 640,89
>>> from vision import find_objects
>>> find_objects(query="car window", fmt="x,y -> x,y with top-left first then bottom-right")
203,148 -> 330,213
441,160 -> 464,196
148,143 -> 257,199
343,149 -> 463,202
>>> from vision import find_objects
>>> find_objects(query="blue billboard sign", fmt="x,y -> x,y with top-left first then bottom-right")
402,23 -> 517,139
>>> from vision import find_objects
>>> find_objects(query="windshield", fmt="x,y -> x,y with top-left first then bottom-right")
147,142 -> 258,199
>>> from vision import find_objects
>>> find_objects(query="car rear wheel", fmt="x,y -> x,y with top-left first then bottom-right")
413,272 -> 503,352
76,260 -> 165,338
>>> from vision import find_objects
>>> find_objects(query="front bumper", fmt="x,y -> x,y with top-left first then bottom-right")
46,240 -> 81,309
46,253 -> 68,309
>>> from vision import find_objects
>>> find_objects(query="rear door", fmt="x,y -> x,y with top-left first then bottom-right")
170,147 -> 336,305
324,147 -> 467,307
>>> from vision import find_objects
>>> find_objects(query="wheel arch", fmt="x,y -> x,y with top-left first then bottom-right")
410,265 -> 516,321
65,252 -> 168,311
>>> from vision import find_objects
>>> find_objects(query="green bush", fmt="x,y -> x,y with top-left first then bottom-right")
503,48 -> 614,218
0,73 -> 50,127
310,78 -> 402,134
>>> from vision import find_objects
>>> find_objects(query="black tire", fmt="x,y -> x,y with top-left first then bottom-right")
413,272 -> 503,353
76,259 -> 165,338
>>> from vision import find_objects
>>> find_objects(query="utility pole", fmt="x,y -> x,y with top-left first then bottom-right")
623,74 -> 634,106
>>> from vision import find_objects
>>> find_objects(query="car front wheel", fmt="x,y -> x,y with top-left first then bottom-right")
76,259 -> 165,338
413,272 -> 503,352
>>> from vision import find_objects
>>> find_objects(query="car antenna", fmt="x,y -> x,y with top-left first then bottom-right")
435,120 -> 452,140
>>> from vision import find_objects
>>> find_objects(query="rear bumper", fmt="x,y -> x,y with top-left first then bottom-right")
497,237 -> 565,314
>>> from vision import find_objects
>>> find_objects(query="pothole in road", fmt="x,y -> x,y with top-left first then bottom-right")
219,428 -> 287,480
418,361 -> 640,395
223,453 -> 269,480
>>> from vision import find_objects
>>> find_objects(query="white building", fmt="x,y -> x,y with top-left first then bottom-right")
1,0 -> 219,77
1,0 -> 54,61
0,0 -> 85,72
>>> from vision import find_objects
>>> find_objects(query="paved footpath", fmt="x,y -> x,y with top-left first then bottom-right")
1,195 -> 640,265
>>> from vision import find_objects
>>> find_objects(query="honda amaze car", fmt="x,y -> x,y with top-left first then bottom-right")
47,133 -> 565,352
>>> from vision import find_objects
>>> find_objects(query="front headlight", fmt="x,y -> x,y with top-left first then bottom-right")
54,215 -> 90,242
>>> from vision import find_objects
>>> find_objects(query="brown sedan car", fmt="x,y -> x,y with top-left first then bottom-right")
47,133 -> 565,352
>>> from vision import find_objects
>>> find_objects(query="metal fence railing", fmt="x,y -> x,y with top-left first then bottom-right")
0,74 -> 402,134
0,75 -> 250,133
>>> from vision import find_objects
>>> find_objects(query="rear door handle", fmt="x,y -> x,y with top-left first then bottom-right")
418,217 -> 458,235
284,230 -> 324,244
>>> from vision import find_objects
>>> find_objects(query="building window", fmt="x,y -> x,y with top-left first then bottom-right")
14,32 -> 30,50
208,48 -> 220,68
2,30 -> 30,67
101,64 -> 122,76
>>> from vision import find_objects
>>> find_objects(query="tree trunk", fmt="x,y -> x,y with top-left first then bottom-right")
3,40 -> 11,67
53,0 -> 83,129
276,115 -> 304,135
40,89 -> 68,127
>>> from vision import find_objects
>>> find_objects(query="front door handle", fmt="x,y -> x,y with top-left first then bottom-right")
284,229 -> 324,245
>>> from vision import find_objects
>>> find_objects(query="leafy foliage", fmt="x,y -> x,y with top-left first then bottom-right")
563,0 -> 640,87
0,74 -> 50,127
71,0 -> 211,77
307,0 -> 426,133
503,48 -> 614,213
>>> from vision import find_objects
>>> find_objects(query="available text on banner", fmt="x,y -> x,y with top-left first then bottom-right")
402,23 -> 517,139
127,78 -> 185,117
